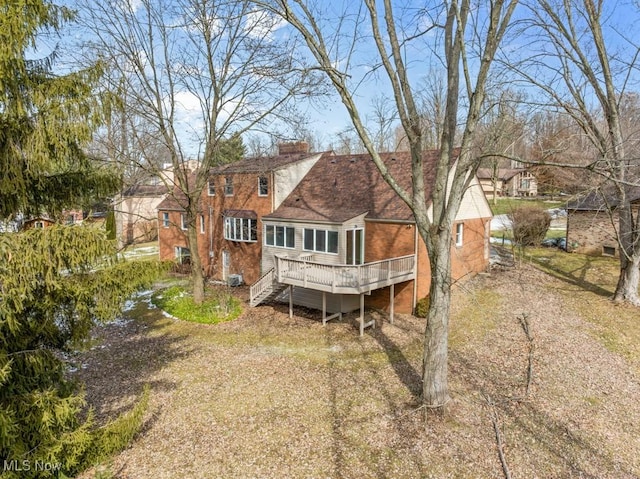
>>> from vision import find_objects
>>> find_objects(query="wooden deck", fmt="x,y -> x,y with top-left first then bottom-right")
274,254 -> 416,294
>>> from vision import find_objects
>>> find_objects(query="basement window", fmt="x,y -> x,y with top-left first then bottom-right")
602,245 -> 616,257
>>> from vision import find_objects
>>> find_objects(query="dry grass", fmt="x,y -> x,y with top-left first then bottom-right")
76,259 -> 640,479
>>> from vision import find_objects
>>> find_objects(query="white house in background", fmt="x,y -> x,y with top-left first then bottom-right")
476,168 -> 538,198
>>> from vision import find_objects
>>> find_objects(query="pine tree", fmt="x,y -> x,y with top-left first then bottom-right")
0,1 -> 163,476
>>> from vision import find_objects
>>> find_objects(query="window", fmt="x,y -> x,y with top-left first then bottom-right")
258,176 -> 268,196
224,177 -> 233,196
175,246 -> 191,265
224,217 -> 257,242
66,214 -> 76,225
35,221 -> 44,229
162,212 -> 170,228
303,228 -> 338,254
265,225 -> 295,248
181,214 -> 188,230
208,180 -> 216,196
455,223 -> 464,247
200,215 -> 205,234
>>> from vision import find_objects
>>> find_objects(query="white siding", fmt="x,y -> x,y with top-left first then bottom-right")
454,175 -> 493,221
273,153 -> 323,209
261,213 -> 367,274
280,288 -> 361,314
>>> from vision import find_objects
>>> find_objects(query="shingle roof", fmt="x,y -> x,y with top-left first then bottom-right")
265,150 -> 452,223
476,168 -> 526,181
122,184 -> 169,197
210,151 -> 325,175
567,186 -> 640,211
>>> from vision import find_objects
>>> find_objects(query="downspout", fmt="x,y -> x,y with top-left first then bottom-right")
208,206 -> 214,275
413,222 -> 419,312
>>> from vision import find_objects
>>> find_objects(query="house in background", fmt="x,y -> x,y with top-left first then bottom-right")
22,209 -> 85,230
251,150 -> 492,331
566,187 -> 640,256
113,163 -> 186,248
476,168 -> 538,198
157,142 -> 324,283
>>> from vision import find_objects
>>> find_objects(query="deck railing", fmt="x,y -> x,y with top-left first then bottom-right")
249,268 -> 276,307
275,254 -> 416,294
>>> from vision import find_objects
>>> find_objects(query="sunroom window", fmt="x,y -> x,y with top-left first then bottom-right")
303,228 -> 338,254
265,225 -> 294,248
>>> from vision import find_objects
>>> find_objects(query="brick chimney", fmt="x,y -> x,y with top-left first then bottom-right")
278,141 -> 310,155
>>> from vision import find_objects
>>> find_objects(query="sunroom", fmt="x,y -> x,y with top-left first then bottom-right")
250,214 -> 416,334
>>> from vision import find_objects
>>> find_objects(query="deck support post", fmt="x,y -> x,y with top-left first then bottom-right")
322,291 -> 326,322
389,283 -> 395,324
289,285 -> 293,319
359,294 -> 365,336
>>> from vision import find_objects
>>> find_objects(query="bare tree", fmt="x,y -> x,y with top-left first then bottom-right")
476,89 -> 527,204
257,0 -> 518,411
79,0 -> 319,303
516,0 -> 640,304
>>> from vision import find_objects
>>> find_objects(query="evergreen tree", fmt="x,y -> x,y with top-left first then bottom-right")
0,1 -> 163,476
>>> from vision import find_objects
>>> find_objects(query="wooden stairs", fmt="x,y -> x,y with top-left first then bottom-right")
249,268 -> 288,307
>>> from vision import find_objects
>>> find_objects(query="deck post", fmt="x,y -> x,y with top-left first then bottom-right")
389,283 -> 395,324
359,293 -> 365,336
322,291 -> 327,325
289,285 -> 293,319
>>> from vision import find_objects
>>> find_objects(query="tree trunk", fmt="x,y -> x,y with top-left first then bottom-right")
422,232 -> 452,411
186,216 -> 205,305
613,254 -> 640,305
612,200 -> 640,305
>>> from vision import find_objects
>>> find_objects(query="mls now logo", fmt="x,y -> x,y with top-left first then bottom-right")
3,460 -> 62,472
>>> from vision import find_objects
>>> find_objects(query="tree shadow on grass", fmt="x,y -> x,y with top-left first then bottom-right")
451,350 -> 635,478
322,317 -> 428,479
528,254 -> 613,298
74,300 -> 193,422
370,325 -> 422,400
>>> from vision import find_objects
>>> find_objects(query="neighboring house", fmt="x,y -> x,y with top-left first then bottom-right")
114,164 -> 182,248
157,142 -> 323,283
115,183 -> 169,247
477,168 -> 538,198
22,210 -> 84,230
251,150 -> 492,331
566,187 -> 640,255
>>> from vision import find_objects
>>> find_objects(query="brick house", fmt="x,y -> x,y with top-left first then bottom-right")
157,142 -> 324,283
251,150 -> 493,332
566,187 -> 640,255
476,168 -> 537,198
22,210 -> 85,230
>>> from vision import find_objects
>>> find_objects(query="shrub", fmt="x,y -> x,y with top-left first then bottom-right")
152,286 -> 242,324
508,206 -> 551,247
415,295 -> 430,318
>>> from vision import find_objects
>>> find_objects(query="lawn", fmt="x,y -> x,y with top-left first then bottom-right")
76,254 -> 640,478
490,197 -> 565,215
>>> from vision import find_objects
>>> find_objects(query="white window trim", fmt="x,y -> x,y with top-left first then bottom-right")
224,216 -> 257,242
303,228 -> 339,255
264,224 -> 295,249
162,212 -> 170,228
455,223 -> 464,247
207,180 -> 216,196
258,176 -> 268,197
200,215 -> 205,234
181,214 -> 188,231
224,177 -> 234,196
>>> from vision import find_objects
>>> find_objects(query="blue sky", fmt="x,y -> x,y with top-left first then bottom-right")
44,0 -> 640,155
